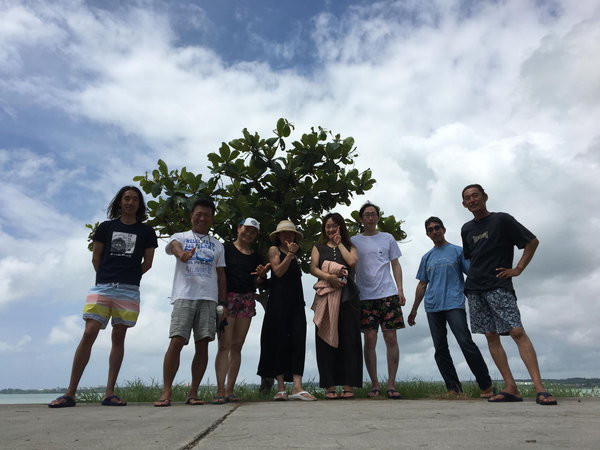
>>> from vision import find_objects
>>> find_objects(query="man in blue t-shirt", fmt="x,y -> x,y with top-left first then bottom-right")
409,217 -> 493,398
460,184 -> 556,405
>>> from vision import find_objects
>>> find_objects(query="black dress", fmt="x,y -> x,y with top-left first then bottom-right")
257,250 -> 306,381
314,243 -> 363,388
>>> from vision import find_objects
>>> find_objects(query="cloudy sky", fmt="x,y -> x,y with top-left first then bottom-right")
1,0 -> 599,391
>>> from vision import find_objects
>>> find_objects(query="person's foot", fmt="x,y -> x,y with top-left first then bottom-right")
289,391 -> 317,401
536,391 -> 557,405
386,389 -> 402,399
480,386 -> 496,399
488,391 -> 523,402
272,391 -> 288,401
185,397 -> 205,405
153,398 -> 171,407
211,396 -> 227,405
367,387 -> 381,398
225,394 -> 240,402
325,390 -> 339,400
48,395 -> 76,408
340,390 -> 355,399
101,395 -> 127,406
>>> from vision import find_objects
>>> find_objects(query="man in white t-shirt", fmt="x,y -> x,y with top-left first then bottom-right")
351,202 -> 406,399
154,198 -> 226,407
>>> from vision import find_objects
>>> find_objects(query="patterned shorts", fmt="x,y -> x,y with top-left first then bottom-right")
83,283 -> 140,329
466,288 -> 523,335
225,292 -> 257,318
360,295 -> 405,331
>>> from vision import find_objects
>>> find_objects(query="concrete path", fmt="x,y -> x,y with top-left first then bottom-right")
1,398 -> 598,449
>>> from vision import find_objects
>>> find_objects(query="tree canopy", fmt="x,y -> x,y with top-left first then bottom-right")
89,118 -> 406,270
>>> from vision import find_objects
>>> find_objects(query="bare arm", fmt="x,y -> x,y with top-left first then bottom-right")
408,280 -> 428,326
309,246 -> 346,289
91,241 -> 104,272
141,247 -> 156,275
496,238 -> 539,278
390,258 -> 406,306
269,245 -> 297,278
168,240 -> 196,262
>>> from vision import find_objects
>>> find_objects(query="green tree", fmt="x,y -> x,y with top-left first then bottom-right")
90,118 -> 406,269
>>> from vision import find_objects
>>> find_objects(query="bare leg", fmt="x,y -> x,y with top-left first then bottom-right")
215,318 -> 234,398
188,338 -> 209,399
382,329 -> 399,391
156,336 -> 186,402
104,324 -> 128,400
64,319 -> 102,398
226,317 -> 251,396
485,332 -> 519,398
363,329 -> 380,389
510,327 -> 556,403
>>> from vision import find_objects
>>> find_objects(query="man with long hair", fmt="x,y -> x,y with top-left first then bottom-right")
49,186 -> 157,408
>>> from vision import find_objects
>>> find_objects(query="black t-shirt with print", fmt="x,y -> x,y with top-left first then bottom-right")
461,212 -> 535,292
93,219 -> 158,286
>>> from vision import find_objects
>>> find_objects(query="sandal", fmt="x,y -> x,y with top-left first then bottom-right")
225,394 -> 240,403
536,391 -> 557,405
386,389 -> 402,399
211,396 -> 227,405
153,398 -> 171,407
325,390 -> 339,400
48,395 -> 76,408
340,390 -> 355,399
273,391 -> 288,401
185,397 -> 205,405
101,395 -> 127,406
367,388 -> 381,398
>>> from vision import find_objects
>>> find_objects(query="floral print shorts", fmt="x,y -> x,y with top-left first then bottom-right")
360,295 -> 405,331
466,288 -> 523,335
225,292 -> 257,318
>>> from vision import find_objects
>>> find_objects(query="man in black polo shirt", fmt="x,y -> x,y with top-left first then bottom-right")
461,184 -> 556,405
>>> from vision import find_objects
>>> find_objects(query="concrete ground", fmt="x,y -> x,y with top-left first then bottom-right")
1,397 -> 599,449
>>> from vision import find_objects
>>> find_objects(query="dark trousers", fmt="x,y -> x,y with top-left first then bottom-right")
426,308 -> 492,392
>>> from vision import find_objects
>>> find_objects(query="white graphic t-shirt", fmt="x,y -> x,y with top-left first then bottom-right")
166,230 -> 225,303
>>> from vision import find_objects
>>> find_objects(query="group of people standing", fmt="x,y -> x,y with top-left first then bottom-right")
49,182 -> 556,408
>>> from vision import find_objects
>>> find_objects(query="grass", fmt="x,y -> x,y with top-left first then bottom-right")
72,378 -> 584,403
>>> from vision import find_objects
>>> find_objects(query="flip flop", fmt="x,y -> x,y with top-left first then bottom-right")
386,389 -> 402,400
211,396 -> 227,405
367,388 -> 381,398
101,395 -> 127,406
288,391 -> 317,401
340,390 -> 355,399
225,394 -> 240,403
488,391 -> 523,403
480,387 -> 497,399
185,397 -> 205,405
536,391 -> 557,405
153,398 -> 171,407
272,391 -> 288,401
324,391 -> 339,400
48,395 -> 76,408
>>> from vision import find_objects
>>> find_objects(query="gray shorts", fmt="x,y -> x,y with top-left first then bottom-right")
169,299 -> 217,344
466,288 -> 523,335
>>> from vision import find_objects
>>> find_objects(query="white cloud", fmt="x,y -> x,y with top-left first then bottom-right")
0,335 -> 32,353
1,0 -> 599,388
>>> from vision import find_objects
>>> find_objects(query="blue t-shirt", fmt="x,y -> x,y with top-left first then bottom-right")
416,243 -> 469,312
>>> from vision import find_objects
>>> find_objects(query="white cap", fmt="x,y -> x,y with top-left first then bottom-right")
240,217 -> 260,231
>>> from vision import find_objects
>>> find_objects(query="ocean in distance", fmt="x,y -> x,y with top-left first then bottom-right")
0,393 -> 64,405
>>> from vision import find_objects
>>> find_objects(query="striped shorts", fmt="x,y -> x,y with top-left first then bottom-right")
83,283 -> 141,329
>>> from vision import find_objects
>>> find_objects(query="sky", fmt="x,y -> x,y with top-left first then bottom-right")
1,0 -> 599,390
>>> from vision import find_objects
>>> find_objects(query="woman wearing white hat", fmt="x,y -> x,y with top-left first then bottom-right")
213,218 -> 270,404
257,220 -> 316,401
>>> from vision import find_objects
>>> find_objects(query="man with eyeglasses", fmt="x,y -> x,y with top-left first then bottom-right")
351,202 -> 405,399
408,217 -> 493,398
460,184 -> 557,405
